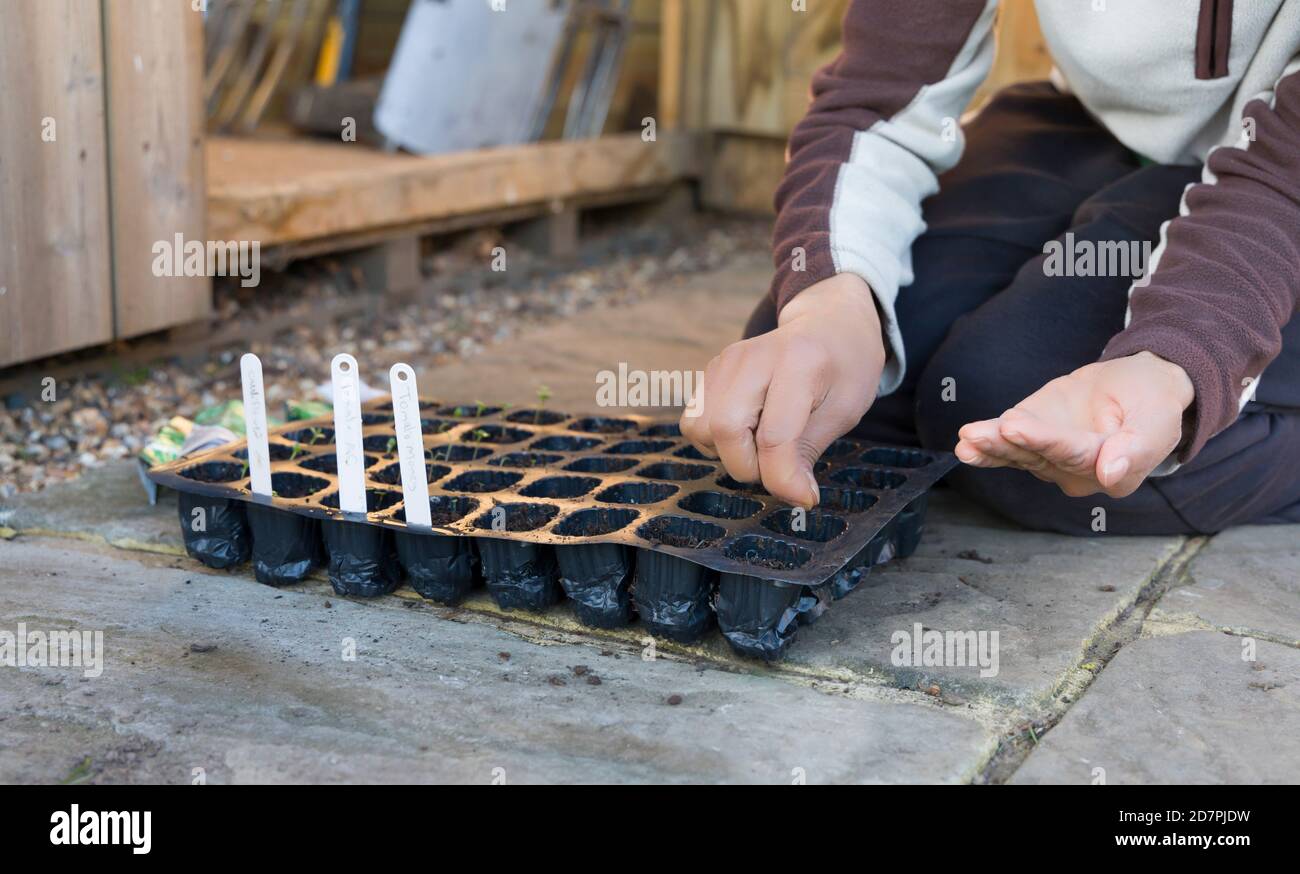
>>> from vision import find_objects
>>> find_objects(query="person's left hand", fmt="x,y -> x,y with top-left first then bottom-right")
955,352 -> 1195,498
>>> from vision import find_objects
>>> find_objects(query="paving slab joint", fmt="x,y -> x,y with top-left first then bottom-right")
973,534 -> 1210,784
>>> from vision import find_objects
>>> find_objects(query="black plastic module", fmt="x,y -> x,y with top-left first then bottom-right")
150,400 -> 956,661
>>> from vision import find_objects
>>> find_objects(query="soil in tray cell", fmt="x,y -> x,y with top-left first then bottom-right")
829,467 -> 908,490
177,461 -> 247,484
760,508 -> 848,543
282,426 -> 334,446
427,444 -> 495,463
297,452 -> 379,475
635,462 -> 714,482
437,403 -> 504,418
488,452 -> 564,469
444,469 -> 524,494
816,486 -> 879,514
234,443 -> 296,462
530,435 -> 601,453
859,447 -> 936,469
505,409 -> 569,426
604,439 -> 674,455
715,474 -> 768,495
370,461 -> 452,486
677,490 -> 762,520
595,481 -> 678,505
564,456 -> 639,474
568,416 -> 638,434
722,534 -> 812,571
519,475 -> 601,500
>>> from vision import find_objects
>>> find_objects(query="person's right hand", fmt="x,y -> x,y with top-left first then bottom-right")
680,273 -> 886,509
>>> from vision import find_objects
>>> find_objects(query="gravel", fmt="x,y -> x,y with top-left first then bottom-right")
0,215 -> 768,498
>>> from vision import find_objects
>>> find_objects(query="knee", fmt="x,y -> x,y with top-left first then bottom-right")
910,322 -> 1091,534
912,324 -> 1032,454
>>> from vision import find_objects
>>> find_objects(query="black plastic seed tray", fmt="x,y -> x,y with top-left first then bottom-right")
150,399 -> 955,660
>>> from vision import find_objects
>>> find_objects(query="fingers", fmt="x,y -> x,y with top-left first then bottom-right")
957,419 -> 1047,470
998,408 -> 1104,477
680,344 -> 749,464
754,362 -> 841,509
678,385 -> 717,457
707,365 -> 770,485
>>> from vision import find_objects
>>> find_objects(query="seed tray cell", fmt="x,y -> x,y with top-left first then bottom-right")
151,399 -> 955,660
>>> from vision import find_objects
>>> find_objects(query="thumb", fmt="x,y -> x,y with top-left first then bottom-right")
1095,405 -> 1183,495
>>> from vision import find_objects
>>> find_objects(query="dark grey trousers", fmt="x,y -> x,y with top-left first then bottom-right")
745,83 -> 1300,536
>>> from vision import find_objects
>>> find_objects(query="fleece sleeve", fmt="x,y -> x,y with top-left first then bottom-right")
769,0 -> 999,395
1101,64 -> 1300,464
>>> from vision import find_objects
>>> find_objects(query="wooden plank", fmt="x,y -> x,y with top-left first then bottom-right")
658,0 -> 686,130
102,0 -> 211,340
0,0 -> 115,368
701,132 -> 788,215
703,0 -> 849,138
207,130 -> 703,247
698,0 -> 1055,215
689,0 -> 1051,139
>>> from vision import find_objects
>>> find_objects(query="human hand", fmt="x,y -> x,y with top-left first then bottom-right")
955,352 -> 1194,498
680,273 -> 886,508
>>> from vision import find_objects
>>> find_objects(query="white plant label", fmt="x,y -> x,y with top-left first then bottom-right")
239,353 -> 273,497
389,363 -> 431,528
331,353 -> 368,515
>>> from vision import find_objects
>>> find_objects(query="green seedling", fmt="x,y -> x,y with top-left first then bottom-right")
534,385 -> 552,424
289,443 -> 307,462
118,365 -> 150,387
309,426 -> 326,445
59,756 -> 94,786
469,428 -> 490,444
386,436 -> 397,454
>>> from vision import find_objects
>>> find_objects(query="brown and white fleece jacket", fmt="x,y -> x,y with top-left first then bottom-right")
772,0 -> 1300,468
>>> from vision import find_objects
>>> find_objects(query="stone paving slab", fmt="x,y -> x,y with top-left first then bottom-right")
1010,630 -> 1300,784
400,256 -> 767,412
3,463 -> 1184,714
784,496 -> 1184,709
8,255 -> 1272,784
1149,525 -> 1300,645
0,536 -> 996,784
0,462 -> 180,553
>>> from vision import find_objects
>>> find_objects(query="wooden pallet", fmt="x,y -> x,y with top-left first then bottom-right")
206,130 -> 703,266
